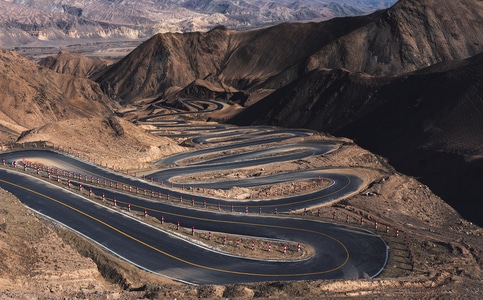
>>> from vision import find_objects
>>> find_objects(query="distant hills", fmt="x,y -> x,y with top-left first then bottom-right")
0,0 -> 396,48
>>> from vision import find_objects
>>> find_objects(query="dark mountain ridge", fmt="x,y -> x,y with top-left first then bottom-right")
229,52 -> 483,225
96,0 -> 483,103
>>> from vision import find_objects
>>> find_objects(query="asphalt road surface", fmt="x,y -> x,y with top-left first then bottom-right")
0,100 -> 388,284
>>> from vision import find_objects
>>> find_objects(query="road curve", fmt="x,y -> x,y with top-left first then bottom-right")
0,99 -> 389,284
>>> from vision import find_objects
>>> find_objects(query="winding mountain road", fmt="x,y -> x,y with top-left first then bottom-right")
0,100 -> 389,285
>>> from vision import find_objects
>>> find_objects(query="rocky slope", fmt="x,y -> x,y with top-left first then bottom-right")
38,50 -> 112,79
0,49 -> 115,136
95,0 -> 483,102
228,51 -> 483,225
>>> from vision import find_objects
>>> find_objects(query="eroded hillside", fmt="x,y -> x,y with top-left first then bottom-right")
0,49 -> 115,135
94,0 -> 483,103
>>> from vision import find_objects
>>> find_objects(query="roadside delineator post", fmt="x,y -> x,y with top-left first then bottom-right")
218,202 -> 221,211
259,206 -> 262,214
231,204 -> 234,212
89,187 -> 93,197
79,183 -> 82,192
375,220 -> 378,230
177,221 -> 180,230
179,195 -> 182,202
223,236 -> 227,245
297,243 -> 301,252
161,215 -> 164,224
192,226 -> 195,236
101,192 -> 105,202
275,207 -> 278,214
251,241 -> 255,250
283,244 -> 287,254
317,208 -> 320,217
203,200 -> 207,208
144,209 -> 147,217
268,243 -> 272,252
333,210 -> 336,219
386,224 -> 390,234
208,232 -> 212,240
192,198 -> 195,206
127,203 -> 131,211
360,217 -> 364,226
67,179 -> 71,187
396,228 -> 399,238
245,205 -> 248,213
236,238 -> 240,247
113,197 -> 117,206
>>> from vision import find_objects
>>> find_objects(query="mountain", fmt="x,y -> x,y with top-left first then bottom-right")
0,0 -> 396,48
228,51 -> 483,225
95,0 -> 483,102
305,0 -> 483,75
0,49 -> 115,135
95,0 -> 483,224
38,50 -> 112,78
